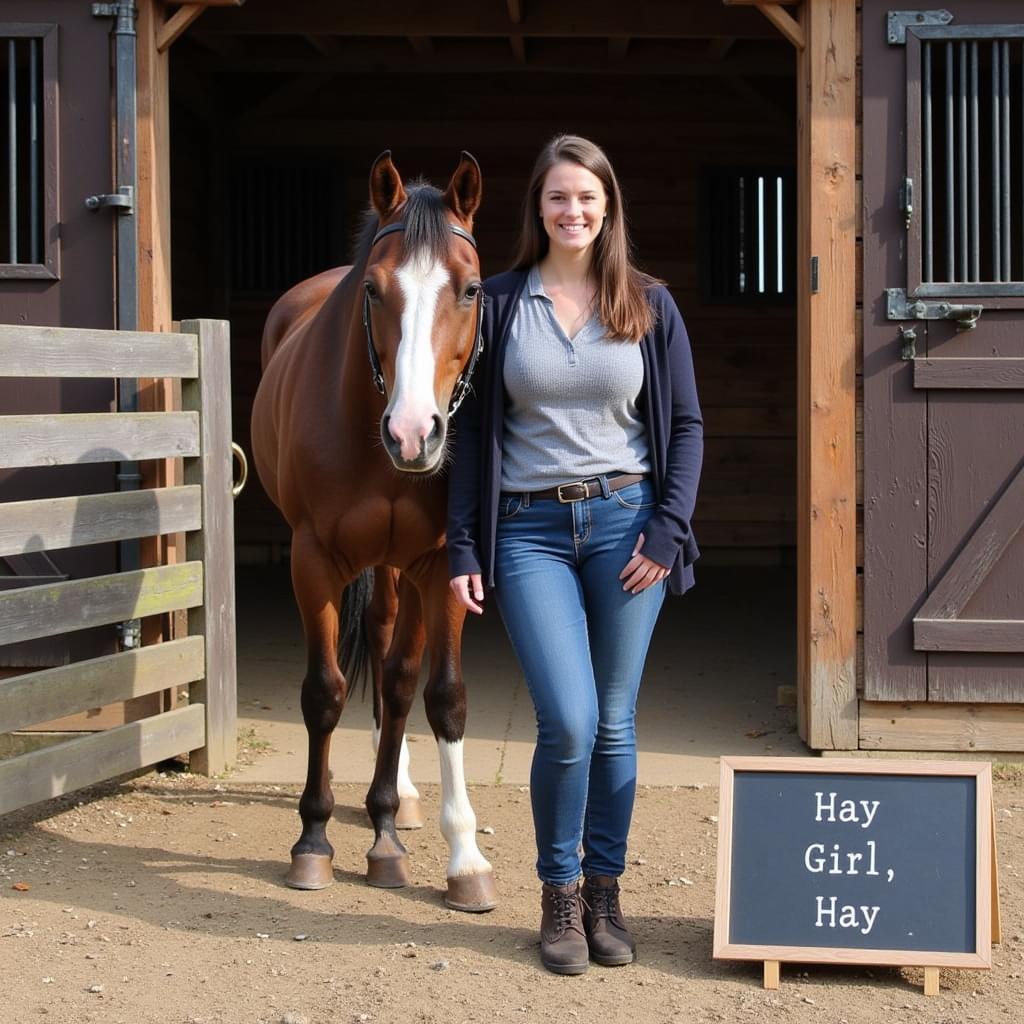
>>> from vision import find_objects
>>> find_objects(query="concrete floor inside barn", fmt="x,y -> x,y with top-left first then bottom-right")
231,563 -> 807,789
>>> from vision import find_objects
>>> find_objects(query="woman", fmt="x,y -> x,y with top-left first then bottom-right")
448,135 -> 702,975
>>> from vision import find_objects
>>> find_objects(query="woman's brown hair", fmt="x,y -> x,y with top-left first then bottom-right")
512,134 -> 660,342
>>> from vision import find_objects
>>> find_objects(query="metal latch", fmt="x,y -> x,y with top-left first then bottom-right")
85,185 -> 134,214
897,326 -> 917,360
900,177 -> 913,229
886,288 -> 982,331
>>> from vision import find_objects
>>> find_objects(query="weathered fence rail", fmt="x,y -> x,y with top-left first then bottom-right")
0,319 -> 236,815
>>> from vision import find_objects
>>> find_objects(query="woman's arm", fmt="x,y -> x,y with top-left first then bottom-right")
639,289 -> 703,571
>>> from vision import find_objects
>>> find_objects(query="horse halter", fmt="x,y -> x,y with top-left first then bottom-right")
362,220 -> 484,418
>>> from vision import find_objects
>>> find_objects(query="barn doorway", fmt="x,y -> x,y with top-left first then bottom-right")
167,3 -> 805,783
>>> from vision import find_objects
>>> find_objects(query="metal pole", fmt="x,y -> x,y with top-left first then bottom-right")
102,1 -> 141,648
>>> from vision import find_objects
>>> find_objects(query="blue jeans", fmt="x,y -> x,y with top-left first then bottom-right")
493,478 -> 666,885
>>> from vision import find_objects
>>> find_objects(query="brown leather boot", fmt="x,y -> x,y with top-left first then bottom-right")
539,881 -> 589,975
582,875 -> 637,966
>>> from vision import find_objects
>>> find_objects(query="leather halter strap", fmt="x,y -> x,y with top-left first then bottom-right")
362,220 -> 484,418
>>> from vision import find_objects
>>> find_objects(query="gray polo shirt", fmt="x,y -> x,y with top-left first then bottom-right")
500,265 -> 650,492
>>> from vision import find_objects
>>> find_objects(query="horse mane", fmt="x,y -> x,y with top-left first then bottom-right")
350,180 -> 451,267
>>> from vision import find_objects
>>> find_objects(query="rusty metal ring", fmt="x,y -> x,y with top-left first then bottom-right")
231,442 -> 248,499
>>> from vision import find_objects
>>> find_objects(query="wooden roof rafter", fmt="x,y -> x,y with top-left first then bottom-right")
157,0 -> 246,54
722,0 -> 804,51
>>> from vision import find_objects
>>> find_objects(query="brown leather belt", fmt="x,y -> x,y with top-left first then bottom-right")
528,473 -> 649,504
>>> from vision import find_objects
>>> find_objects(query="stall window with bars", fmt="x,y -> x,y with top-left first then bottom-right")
699,166 -> 795,304
229,162 -> 334,296
909,26 -> 1024,297
0,26 -> 57,279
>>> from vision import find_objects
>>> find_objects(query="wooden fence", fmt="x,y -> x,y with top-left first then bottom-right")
0,319 -> 237,815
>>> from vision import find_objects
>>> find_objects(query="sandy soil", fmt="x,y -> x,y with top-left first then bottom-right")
1,770 -> 1022,1024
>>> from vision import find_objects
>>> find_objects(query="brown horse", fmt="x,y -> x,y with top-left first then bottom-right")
250,151 -> 497,912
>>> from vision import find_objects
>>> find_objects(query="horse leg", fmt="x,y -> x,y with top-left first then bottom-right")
285,530 -> 348,891
365,574 -> 425,887
417,556 -> 498,912
368,568 -> 423,830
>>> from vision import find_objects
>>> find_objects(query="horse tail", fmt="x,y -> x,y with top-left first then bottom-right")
340,568 -> 375,701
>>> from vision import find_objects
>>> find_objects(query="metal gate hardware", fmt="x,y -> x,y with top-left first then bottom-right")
900,177 -> 913,229
85,185 -> 134,214
898,325 -> 917,361
810,256 -> 819,294
231,442 -> 249,499
886,10 -> 953,45
886,288 -> 982,330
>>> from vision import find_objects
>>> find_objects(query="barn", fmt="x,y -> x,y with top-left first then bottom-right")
1,0 -> 1022,810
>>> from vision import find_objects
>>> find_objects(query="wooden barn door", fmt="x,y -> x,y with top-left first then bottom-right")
0,3 -> 119,670
863,2 -> 1024,713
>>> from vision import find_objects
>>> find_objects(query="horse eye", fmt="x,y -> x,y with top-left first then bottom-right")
364,281 -> 379,300
463,284 -> 480,301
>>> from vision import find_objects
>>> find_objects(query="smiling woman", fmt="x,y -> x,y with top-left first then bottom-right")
447,134 -> 704,975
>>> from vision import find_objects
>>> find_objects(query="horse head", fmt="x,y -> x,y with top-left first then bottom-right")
364,150 -> 483,474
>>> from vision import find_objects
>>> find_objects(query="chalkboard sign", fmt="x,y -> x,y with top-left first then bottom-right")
713,757 -> 995,974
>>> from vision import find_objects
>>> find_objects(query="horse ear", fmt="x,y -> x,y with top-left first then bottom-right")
369,150 -> 407,218
444,151 -> 482,223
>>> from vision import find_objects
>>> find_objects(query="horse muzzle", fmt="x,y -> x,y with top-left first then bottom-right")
381,412 -> 446,473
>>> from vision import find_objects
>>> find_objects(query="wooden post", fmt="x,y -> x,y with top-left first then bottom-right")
181,319 -> 237,774
763,959 -> 780,989
795,0 -> 859,749
923,967 -> 940,996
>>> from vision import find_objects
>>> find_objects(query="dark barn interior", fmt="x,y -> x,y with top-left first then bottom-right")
167,1 -> 800,729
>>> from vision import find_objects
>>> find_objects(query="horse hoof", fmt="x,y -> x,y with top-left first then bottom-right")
395,796 -> 424,830
445,871 -> 498,913
285,853 -> 334,890
366,834 -> 410,888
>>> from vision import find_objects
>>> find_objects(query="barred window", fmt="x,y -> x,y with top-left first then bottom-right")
699,166 -> 795,304
0,25 -> 57,280
906,25 -> 1024,299
229,161 -> 334,296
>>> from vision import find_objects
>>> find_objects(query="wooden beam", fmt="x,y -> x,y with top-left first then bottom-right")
236,73 -> 337,128
182,50 -> 793,77
507,0 -> 523,24
755,2 -> 805,50
797,0 -> 857,750
509,34 -> 526,64
302,34 -> 342,56
198,1 -> 779,39
157,4 -> 206,53
706,36 -> 736,60
608,37 -> 630,62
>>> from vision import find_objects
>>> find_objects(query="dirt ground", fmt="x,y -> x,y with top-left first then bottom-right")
1,769 -> 1022,1024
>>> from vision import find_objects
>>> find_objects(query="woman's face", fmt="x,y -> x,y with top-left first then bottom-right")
538,161 -> 607,257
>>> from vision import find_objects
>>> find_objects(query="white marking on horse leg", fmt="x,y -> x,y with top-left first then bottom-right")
371,724 -> 419,800
437,738 -> 492,879
397,734 -> 420,801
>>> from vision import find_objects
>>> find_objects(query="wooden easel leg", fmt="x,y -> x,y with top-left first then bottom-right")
992,800 -> 1002,945
923,967 -> 939,996
763,960 -> 780,989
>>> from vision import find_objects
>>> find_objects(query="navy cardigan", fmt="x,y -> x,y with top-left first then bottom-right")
447,269 -> 703,596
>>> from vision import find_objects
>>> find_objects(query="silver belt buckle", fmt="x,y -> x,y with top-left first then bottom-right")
557,480 -> 588,503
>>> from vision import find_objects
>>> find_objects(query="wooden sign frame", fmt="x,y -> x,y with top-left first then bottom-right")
713,757 -> 997,991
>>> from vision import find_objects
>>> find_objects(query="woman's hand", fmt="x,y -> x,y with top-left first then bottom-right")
450,573 -> 485,614
619,532 -> 669,594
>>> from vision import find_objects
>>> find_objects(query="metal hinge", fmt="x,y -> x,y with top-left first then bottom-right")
887,10 -> 953,45
900,177 -> 913,229
886,288 -> 982,330
85,185 -> 134,214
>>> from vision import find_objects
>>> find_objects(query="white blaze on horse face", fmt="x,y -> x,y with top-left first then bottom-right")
437,739 -> 493,879
387,254 -> 448,462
